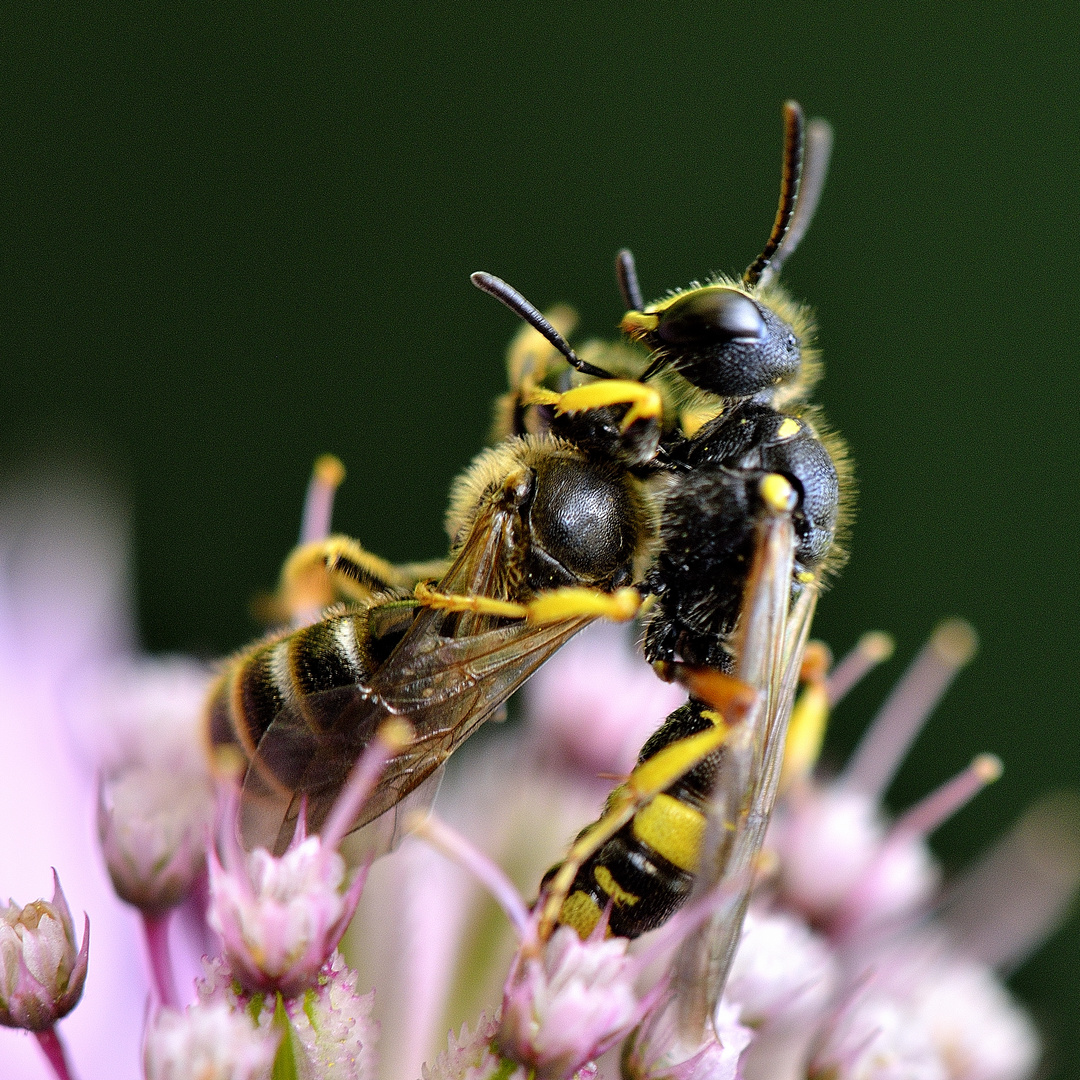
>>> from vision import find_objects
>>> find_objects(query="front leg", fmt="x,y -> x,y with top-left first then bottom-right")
270,536 -> 447,624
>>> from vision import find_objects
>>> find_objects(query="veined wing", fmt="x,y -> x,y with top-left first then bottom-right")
241,609 -> 593,855
670,490 -> 817,1039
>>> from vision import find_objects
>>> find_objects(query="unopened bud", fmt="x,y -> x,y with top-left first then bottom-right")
98,765 -> 214,913
0,871 -> 89,1031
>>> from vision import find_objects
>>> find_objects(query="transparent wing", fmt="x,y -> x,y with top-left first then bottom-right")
240,613 -> 592,854
670,497 -> 818,1039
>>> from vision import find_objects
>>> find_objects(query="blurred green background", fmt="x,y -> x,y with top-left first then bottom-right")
2,1 -> 1077,1071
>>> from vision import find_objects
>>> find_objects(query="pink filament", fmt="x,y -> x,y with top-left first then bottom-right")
841,620 -> 976,798
412,814 -> 532,938
826,631 -> 894,707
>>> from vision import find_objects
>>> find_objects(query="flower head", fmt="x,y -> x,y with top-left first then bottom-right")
144,1000 -> 280,1080
208,819 -> 367,995
98,763 -> 214,913
207,718 -> 412,995
498,924 -> 646,1079
199,952 -> 379,1080
412,812 -> 663,1080
0,870 -> 89,1031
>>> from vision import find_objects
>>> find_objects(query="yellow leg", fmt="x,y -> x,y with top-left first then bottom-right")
263,536 -> 447,623
525,378 -> 663,432
778,640 -> 831,792
413,581 -> 642,624
536,669 -> 758,941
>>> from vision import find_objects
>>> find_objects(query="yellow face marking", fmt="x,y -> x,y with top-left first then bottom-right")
619,310 -> 659,337
593,865 -> 639,907
559,891 -> 603,939
777,417 -> 801,439
632,793 -> 706,873
796,570 -> 816,584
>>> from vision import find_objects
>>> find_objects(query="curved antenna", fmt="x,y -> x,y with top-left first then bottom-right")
615,248 -> 644,312
471,271 -> 613,379
757,117 -> 833,288
742,101 -> 805,289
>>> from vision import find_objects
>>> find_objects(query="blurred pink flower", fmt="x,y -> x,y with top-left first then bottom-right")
0,479 -> 209,1078
144,999 -> 279,1080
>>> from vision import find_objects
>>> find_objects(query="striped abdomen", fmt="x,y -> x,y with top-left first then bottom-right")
206,609 -> 379,760
550,701 -> 725,939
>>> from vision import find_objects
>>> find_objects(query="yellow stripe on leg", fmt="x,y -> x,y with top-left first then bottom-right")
630,724 -> 731,798
412,581 -> 528,618
525,586 -> 641,624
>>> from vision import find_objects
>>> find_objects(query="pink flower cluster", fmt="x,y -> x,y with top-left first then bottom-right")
0,480 -> 1076,1080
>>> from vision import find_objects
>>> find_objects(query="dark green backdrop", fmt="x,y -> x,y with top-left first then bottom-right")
3,3 -> 1078,1072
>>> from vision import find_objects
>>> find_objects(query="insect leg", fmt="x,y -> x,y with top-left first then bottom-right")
413,580 -> 642,624
526,379 -> 663,433
270,535 -> 446,619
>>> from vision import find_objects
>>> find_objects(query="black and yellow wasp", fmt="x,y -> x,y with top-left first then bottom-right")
465,102 -> 850,1031
205,430 -> 653,854
207,109 -> 849,1043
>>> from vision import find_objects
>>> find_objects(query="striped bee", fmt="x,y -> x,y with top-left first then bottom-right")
206,433 -> 652,857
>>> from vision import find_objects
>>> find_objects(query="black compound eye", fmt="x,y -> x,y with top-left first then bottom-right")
657,288 -> 766,348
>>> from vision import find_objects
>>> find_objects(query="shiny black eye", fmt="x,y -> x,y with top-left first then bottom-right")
657,288 -> 766,347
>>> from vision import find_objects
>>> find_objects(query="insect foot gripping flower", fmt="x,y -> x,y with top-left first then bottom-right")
144,1000 -> 280,1080
0,871 -> 89,1033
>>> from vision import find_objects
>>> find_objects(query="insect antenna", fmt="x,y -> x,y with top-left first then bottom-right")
615,248 -> 644,312
742,100 -> 806,289
471,271 -> 614,379
758,117 -> 833,287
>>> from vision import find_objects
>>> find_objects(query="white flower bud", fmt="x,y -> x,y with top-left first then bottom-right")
98,764 -> 213,912
0,871 -> 88,1031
